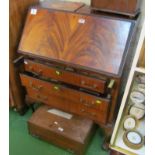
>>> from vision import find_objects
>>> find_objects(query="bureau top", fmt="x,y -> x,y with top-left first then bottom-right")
18,6 -> 135,77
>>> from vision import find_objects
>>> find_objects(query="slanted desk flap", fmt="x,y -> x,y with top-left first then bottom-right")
18,7 -> 134,76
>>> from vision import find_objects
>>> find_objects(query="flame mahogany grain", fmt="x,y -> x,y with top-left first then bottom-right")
18,7 -> 134,77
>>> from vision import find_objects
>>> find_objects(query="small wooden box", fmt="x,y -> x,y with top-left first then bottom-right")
91,0 -> 141,17
40,0 -> 85,12
28,105 -> 96,155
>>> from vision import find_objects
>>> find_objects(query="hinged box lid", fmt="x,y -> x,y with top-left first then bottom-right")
28,105 -> 95,144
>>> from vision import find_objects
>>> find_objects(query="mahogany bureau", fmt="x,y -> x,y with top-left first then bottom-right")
16,2 -> 136,149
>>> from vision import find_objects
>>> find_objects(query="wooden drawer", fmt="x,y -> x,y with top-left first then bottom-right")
20,74 -> 110,124
26,88 -> 109,124
20,74 -> 110,111
24,59 -> 107,94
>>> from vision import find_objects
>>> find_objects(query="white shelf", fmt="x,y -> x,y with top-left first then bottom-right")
110,21 -> 145,155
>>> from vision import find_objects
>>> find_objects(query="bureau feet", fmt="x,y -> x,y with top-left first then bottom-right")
17,105 -> 28,116
110,149 -> 125,155
99,124 -> 114,151
102,135 -> 111,150
25,95 -> 35,112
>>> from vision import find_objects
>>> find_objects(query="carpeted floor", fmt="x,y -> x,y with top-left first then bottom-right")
9,108 -> 109,155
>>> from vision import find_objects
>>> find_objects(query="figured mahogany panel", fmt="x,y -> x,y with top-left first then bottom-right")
19,8 -> 133,76
24,59 -> 107,93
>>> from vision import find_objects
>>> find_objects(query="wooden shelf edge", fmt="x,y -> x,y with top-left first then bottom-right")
110,145 -> 137,155
135,67 -> 145,74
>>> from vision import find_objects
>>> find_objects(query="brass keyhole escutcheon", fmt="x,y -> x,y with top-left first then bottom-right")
55,70 -> 61,76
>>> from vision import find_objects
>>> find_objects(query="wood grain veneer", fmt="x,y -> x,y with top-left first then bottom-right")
20,74 -> 110,124
18,7 -> 134,77
24,59 -> 107,93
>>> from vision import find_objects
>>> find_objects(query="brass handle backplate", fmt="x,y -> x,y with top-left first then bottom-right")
80,98 -> 102,106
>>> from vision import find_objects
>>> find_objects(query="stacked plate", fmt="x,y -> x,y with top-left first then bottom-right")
122,74 -> 145,150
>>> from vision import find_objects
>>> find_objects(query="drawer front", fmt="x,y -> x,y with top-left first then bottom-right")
20,74 -> 110,112
26,87 -> 109,124
24,59 -> 107,93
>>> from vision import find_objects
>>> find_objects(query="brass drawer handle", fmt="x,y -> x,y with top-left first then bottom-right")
55,70 -> 61,76
81,80 -> 97,89
80,98 -> 102,107
53,85 -> 60,91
